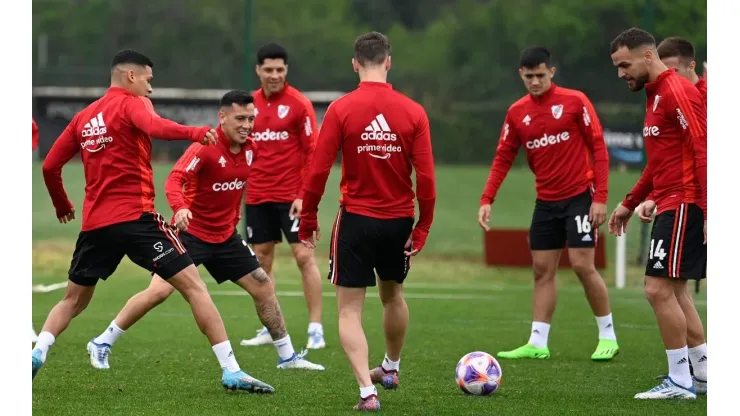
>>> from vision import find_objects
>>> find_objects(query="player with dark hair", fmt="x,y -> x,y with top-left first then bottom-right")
32,118 -> 40,343
35,50 -> 273,393
478,46 -> 618,362
636,36 -> 708,391
85,90 -> 324,374
240,43 -> 326,350
609,28 -> 707,399
298,31 -> 436,411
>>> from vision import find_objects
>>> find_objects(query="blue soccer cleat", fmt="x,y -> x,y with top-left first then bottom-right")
635,377 -> 696,400
221,369 -> 275,393
32,349 -> 44,380
87,340 -> 112,370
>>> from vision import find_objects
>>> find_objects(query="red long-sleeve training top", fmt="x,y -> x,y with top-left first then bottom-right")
165,127 -> 257,243
298,81 -> 437,251
246,84 -> 317,204
480,84 -> 609,206
42,88 -> 211,231
622,69 -> 707,219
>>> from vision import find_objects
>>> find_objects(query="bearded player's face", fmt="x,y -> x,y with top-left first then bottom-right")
219,103 -> 255,145
611,46 -> 650,92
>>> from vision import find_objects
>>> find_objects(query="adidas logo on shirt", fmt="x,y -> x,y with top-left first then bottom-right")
362,114 -> 397,141
82,112 -> 107,137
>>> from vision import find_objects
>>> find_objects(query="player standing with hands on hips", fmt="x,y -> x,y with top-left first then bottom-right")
240,43 -> 326,350
298,31 -> 436,411
35,50 -> 271,393
478,47 -> 619,362
608,28 -> 707,400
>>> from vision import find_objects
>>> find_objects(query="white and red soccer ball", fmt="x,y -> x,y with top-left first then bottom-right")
455,351 -> 503,396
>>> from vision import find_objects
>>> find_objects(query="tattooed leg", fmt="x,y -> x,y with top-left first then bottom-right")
235,268 -> 288,340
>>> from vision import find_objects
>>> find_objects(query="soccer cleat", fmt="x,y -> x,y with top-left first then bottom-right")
370,366 -> 399,390
240,327 -> 273,347
353,395 -> 381,412
693,377 -> 707,395
32,327 -> 38,343
221,369 -> 275,393
87,340 -> 112,370
634,377 -> 696,400
306,330 -> 326,349
591,339 -> 620,361
32,349 -> 44,380
277,349 -> 325,371
655,374 -> 706,395
497,344 -> 550,360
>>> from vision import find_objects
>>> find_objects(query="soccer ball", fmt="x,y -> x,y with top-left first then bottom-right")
455,351 -> 503,396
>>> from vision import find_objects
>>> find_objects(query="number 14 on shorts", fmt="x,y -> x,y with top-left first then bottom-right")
649,239 -> 667,269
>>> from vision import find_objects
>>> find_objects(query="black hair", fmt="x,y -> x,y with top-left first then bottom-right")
657,37 -> 695,62
354,31 -> 392,66
110,49 -> 154,69
219,90 -> 254,108
519,47 -> 551,69
257,43 -> 288,65
610,27 -> 656,54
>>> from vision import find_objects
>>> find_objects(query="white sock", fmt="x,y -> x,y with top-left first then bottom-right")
666,346 -> 692,389
688,343 -> 707,381
307,322 -> 323,334
595,314 -> 617,341
527,321 -> 550,348
33,331 -> 55,361
93,321 -> 126,346
273,335 -> 296,361
360,385 -> 378,399
212,341 -> 240,372
381,354 -> 400,372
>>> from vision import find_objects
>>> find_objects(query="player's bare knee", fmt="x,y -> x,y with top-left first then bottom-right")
644,278 -> 673,305
246,268 -> 275,298
255,250 -> 274,274
572,262 -> 598,282
378,281 -> 404,306
150,285 -> 175,304
532,262 -> 556,282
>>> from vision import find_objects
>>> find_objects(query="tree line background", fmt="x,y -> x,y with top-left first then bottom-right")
32,0 -> 706,164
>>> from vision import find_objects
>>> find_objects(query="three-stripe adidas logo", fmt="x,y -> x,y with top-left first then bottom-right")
361,114 -> 397,142
82,112 -> 107,137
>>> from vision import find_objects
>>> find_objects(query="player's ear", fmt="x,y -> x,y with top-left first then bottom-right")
386,56 -> 392,71
218,110 -> 227,125
549,66 -> 557,78
518,67 -> 525,80
127,69 -> 136,84
254,64 -> 261,77
688,60 -> 696,72
352,58 -> 360,73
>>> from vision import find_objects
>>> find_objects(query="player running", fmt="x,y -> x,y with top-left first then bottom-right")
86,90 -> 324,373
32,118 -> 40,343
240,43 -> 325,350
478,47 -> 619,362
608,28 -> 707,400
636,36 -> 707,392
35,50 -> 274,393
298,31 -> 436,412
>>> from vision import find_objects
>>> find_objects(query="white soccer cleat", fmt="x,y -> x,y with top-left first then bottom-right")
306,329 -> 326,350
693,377 -> 707,395
277,350 -> 325,371
87,340 -> 112,370
32,327 -> 38,343
240,327 -> 273,346
634,377 -> 696,400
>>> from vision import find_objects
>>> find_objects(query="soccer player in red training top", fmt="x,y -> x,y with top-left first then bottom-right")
240,43 -> 326,350
298,31 -> 436,412
32,118 -> 40,343
608,28 -> 707,400
35,50 -> 272,393
478,47 -> 619,362
86,91 -> 324,374
634,36 -> 708,392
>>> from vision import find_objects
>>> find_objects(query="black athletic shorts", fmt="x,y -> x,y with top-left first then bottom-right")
245,202 -> 300,245
68,212 -> 192,286
328,207 -> 414,288
179,230 -> 261,284
645,203 -> 706,280
529,188 -> 597,251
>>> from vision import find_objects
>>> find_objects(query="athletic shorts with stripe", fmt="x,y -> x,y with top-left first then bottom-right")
645,203 -> 706,280
68,212 -> 193,286
327,207 -> 414,288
